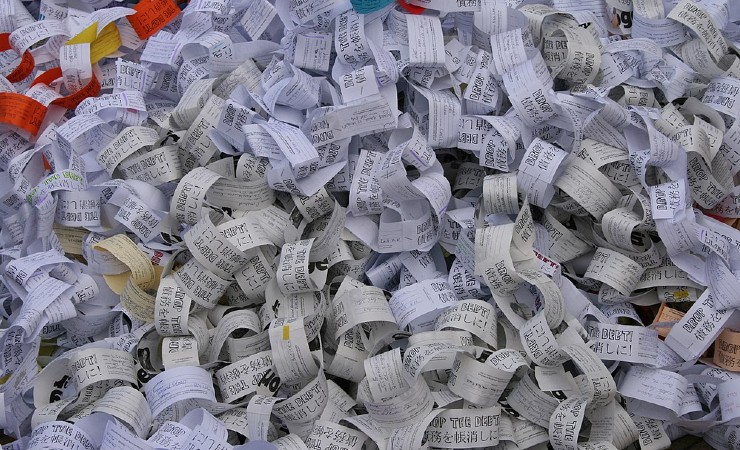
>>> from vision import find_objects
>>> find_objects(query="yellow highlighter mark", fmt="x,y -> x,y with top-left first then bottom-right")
673,290 -> 689,301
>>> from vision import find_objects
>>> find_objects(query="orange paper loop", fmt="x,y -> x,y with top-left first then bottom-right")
0,93 -> 47,135
127,0 -> 181,40
0,33 -> 35,83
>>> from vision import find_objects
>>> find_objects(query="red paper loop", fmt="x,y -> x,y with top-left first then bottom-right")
397,0 -> 425,14
31,67 -> 63,87
32,67 -> 102,110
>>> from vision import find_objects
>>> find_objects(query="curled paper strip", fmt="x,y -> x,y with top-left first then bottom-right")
4,0 -> 740,449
